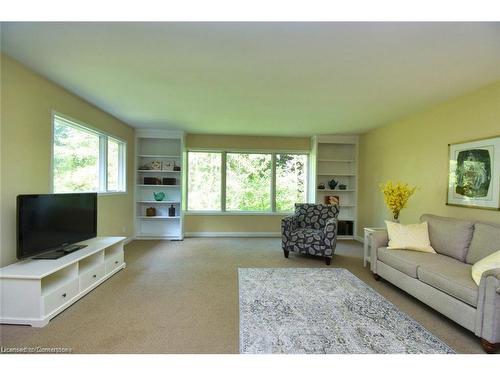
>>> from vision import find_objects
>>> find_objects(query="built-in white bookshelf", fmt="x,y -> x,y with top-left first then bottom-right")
312,135 -> 359,240
135,130 -> 184,240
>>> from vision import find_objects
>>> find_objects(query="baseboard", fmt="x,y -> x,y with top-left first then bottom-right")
185,232 -> 281,238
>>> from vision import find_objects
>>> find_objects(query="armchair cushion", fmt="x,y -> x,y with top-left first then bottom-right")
291,228 -> 324,244
295,203 -> 339,229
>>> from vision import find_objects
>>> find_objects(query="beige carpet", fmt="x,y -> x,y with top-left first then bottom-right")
0,238 -> 488,353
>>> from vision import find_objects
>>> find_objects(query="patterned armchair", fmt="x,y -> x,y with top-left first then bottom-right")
281,203 -> 340,265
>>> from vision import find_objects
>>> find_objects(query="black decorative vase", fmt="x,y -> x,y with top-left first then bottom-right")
328,179 -> 338,190
168,204 -> 176,217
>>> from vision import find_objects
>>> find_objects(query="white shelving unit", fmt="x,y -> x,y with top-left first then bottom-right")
135,130 -> 184,240
312,135 -> 359,240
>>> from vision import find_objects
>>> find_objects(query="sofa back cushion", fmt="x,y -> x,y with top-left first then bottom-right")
466,222 -> 500,264
420,214 -> 474,262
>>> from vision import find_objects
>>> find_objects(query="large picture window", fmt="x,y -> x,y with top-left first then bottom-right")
187,152 -> 222,210
187,150 -> 308,212
53,114 -> 126,193
226,153 -> 272,211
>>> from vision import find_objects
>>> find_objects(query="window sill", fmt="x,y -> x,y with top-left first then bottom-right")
98,191 -> 128,196
185,211 -> 293,216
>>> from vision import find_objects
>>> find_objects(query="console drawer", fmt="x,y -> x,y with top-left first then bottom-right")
79,264 -> 105,291
43,279 -> 79,315
105,252 -> 124,273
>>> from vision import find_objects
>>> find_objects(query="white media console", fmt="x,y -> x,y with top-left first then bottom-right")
0,236 -> 126,327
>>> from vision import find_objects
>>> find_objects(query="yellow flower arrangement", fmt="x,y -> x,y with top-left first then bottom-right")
379,181 -> 417,221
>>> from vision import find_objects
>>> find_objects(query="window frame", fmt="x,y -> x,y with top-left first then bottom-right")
51,111 -> 127,195
186,148 -> 309,214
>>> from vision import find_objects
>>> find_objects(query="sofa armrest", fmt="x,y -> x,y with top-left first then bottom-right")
370,229 -> 389,274
475,268 -> 500,343
482,268 -> 500,291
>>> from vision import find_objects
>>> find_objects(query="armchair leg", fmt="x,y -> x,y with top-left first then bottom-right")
325,257 -> 331,266
373,273 -> 381,281
283,250 -> 289,259
481,338 -> 497,354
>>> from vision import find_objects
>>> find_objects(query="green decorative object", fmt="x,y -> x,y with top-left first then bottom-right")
153,192 -> 166,201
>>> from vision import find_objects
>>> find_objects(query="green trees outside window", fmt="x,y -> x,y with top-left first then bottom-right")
187,152 -> 222,210
187,151 -> 307,212
53,115 -> 126,193
226,153 -> 272,211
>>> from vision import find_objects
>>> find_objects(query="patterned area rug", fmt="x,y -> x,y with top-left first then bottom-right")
239,268 -> 455,354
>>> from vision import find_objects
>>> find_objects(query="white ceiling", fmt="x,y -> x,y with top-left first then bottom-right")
1,22 -> 499,136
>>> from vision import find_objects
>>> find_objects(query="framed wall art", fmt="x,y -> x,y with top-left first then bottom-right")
447,135 -> 500,210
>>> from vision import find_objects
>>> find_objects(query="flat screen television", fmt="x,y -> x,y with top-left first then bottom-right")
17,193 -> 97,259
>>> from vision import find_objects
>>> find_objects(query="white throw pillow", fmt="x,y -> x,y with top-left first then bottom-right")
471,250 -> 500,286
385,221 -> 436,253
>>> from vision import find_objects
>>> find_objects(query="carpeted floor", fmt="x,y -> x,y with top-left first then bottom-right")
0,239 -> 487,353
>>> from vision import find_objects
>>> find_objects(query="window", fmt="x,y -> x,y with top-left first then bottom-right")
187,152 -> 222,210
53,114 -> 126,193
226,153 -> 272,211
107,137 -> 125,191
276,154 -> 307,212
187,150 -> 308,212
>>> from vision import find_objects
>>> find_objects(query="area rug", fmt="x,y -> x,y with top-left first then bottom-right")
239,268 -> 455,354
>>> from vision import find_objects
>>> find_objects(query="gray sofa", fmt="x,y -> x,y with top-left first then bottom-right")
370,214 -> 500,353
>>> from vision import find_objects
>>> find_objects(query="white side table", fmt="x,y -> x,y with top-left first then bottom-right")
363,227 -> 386,267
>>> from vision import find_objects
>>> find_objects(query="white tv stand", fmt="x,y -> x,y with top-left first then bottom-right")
0,237 -> 126,327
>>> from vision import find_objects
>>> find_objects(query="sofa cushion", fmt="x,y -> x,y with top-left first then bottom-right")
377,247 -> 443,278
471,250 -> 500,285
417,260 -> 478,307
385,221 -> 436,253
420,214 -> 474,262
466,222 -> 500,264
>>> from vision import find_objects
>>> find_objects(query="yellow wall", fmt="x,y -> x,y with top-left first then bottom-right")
186,133 -> 311,151
358,81 -> 500,233
184,133 -> 310,234
0,54 -> 135,266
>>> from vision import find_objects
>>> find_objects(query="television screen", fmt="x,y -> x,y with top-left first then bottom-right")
17,193 -> 97,259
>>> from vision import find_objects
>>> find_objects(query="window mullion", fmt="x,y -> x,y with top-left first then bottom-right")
99,135 -> 107,192
118,142 -> 125,191
221,152 -> 227,212
271,154 -> 276,212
